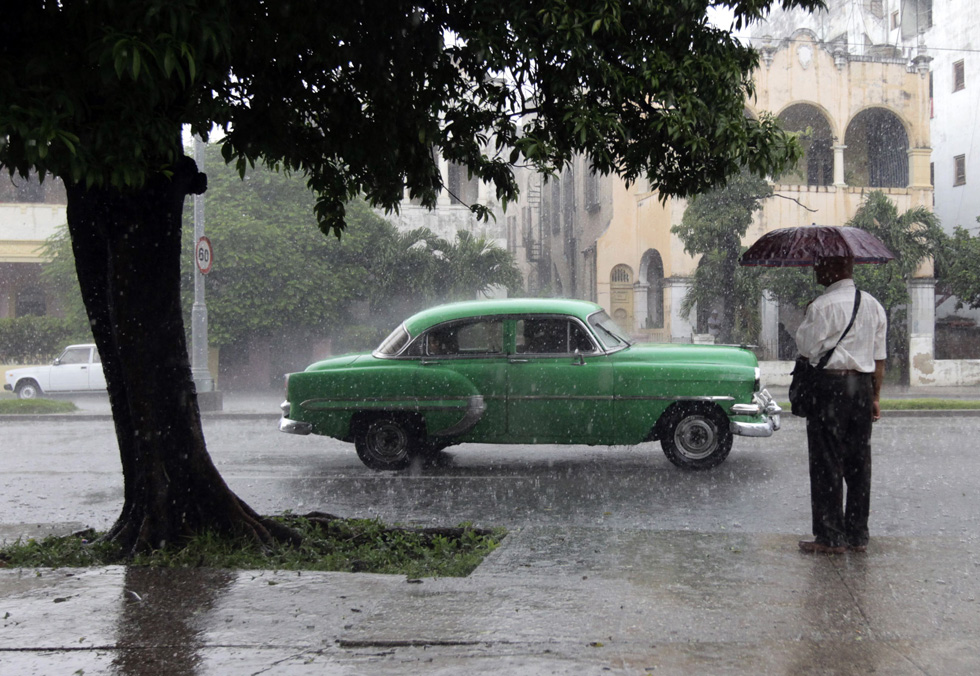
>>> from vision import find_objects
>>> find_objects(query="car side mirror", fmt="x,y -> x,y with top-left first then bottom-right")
53,358 -> 61,366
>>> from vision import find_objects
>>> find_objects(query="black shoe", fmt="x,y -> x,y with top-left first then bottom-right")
799,540 -> 846,554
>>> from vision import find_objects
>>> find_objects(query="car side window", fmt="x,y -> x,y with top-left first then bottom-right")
422,319 -> 504,357
517,318 -> 596,354
59,348 -> 91,365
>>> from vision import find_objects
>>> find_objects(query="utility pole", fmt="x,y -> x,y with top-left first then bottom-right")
191,137 -> 222,410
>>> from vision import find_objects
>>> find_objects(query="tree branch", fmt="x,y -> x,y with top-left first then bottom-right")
772,193 -> 818,212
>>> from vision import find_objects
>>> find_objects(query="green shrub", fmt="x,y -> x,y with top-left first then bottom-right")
0,316 -> 91,363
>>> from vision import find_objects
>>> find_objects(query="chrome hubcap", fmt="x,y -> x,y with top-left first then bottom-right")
674,416 -> 718,460
366,422 -> 409,460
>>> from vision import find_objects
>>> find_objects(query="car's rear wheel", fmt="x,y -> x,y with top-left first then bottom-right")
660,402 -> 733,470
15,380 -> 43,400
354,415 -> 419,470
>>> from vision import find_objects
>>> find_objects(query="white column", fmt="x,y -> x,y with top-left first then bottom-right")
833,144 -> 847,187
760,293 -> 779,359
633,281 -> 650,332
908,278 -> 936,385
668,277 -> 695,343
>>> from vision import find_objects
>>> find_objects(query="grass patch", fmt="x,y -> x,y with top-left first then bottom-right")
879,398 -> 980,410
0,398 -> 78,414
776,398 -> 980,411
0,515 -> 505,578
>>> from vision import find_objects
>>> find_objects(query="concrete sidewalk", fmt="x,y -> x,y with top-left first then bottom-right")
2,527 -> 979,674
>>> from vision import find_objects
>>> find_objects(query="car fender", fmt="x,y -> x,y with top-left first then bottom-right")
6,365 -> 52,391
287,361 -> 484,441
411,364 -> 485,437
611,350 -> 757,441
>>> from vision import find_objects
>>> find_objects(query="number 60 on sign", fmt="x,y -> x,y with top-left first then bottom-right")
195,236 -> 214,275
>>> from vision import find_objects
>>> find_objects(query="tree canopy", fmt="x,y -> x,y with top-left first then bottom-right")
940,222 -> 980,311
4,0 -> 822,229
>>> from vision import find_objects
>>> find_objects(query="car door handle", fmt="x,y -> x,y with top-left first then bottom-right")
508,358 -> 529,364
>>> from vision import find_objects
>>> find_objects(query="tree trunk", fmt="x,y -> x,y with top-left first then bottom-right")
65,155 -> 298,555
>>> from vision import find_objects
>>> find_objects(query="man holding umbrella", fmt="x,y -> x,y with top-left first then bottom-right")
740,226 -> 892,554
795,254 -> 887,554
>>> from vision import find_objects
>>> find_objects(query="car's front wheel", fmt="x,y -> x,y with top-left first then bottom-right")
660,402 -> 733,470
354,415 -> 419,470
15,380 -> 43,400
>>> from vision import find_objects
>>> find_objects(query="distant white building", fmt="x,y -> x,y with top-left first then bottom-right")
382,155 -> 508,249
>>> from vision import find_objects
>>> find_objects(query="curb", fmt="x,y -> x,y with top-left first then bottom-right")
1,410 -> 979,423
0,413 -> 281,422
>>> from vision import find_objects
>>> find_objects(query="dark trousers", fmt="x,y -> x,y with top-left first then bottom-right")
805,372 -> 874,547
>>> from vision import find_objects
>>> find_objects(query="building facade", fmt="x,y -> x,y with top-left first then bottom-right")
0,174 -> 66,320
386,155 -> 508,253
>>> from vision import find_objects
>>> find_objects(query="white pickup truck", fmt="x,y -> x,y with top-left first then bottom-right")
4,344 -> 107,399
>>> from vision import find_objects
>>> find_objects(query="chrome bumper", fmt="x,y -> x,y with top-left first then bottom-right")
279,400 -> 313,435
279,417 -> 313,435
730,389 -> 781,438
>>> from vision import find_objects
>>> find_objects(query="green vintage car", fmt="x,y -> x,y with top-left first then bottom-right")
279,298 -> 781,470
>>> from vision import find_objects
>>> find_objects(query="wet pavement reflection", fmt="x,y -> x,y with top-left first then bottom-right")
112,568 -> 233,675
2,529 -> 979,674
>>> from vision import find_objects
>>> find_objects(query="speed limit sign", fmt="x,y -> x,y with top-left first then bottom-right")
195,236 -> 214,275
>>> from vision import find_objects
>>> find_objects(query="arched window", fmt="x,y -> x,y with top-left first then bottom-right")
610,265 -> 634,331
844,108 -> 909,188
641,250 -> 665,329
611,265 -> 632,284
777,104 -> 834,186
447,162 -> 479,205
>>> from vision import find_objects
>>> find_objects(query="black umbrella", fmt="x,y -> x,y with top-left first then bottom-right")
739,225 -> 895,267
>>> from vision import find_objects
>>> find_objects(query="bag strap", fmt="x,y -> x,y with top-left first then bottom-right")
815,287 -> 862,370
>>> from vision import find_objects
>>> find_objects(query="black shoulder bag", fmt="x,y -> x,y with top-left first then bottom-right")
789,288 -> 862,418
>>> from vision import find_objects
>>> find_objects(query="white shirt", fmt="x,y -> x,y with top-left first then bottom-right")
795,278 -> 887,373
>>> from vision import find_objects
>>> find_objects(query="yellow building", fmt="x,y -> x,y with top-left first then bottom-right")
0,175 -> 67,319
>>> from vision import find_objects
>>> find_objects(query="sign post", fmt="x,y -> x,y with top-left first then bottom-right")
195,236 -> 213,275
191,138 -> 221,410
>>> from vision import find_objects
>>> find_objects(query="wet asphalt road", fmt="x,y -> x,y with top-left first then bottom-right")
0,410 -> 975,541
2,404 -> 980,674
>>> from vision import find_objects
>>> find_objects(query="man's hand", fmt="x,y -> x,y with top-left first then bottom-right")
872,359 -> 885,422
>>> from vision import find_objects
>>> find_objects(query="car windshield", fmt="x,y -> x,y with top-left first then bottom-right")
58,347 -> 91,364
588,311 -> 632,350
375,325 -> 411,356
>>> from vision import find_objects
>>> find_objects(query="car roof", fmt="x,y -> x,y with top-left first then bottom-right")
402,298 -> 605,335
64,344 -> 96,350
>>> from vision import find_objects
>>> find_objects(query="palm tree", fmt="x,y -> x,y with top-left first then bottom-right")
442,230 -> 524,301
